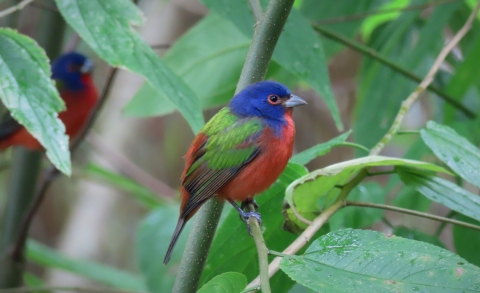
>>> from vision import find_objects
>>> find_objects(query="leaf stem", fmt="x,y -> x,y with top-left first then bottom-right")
0,0 -> 34,19
248,204 -> 271,293
172,0 -> 296,292
345,201 -> 480,231
369,2 -> 480,155
313,25 -> 476,119
246,170 -> 367,290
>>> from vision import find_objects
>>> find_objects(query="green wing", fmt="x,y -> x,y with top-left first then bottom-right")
181,108 -> 264,217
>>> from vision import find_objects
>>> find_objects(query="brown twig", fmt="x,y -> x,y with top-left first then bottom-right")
86,132 -> 176,198
369,1 -> 480,155
0,0 -> 35,19
346,201 -> 480,231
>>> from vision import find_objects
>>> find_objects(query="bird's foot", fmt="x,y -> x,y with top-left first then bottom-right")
239,210 -> 262,235
241,198 -> 259,211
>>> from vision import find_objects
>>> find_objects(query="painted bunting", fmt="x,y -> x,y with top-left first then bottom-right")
0,52 -> 98,150
164,81 -> 306,264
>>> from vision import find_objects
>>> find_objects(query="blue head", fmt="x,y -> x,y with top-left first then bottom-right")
51,52 -> 93,91
229,81 -> 306,131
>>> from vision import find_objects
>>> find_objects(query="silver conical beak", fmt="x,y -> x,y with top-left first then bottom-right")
285,94 -> 307,108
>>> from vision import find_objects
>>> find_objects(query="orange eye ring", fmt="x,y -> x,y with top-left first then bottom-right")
267,94 -> 281,105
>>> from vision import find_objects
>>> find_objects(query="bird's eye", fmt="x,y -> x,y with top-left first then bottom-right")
267,94 -> 281,105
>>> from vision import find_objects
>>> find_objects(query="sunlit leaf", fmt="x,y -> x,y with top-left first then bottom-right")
55,0 -> 204,133
0,29 -> 70,174
284,156 -> 449,232
280,229 -> 480,293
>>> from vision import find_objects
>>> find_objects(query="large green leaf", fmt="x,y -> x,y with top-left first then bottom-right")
55,0 -> 204,133
0,29 -> 70,174
135,204 -> 192,293
284,156 -> 449,231
280,229 -> 480,293
26,240 -> 146,291
81,163 -> 163,209
421,121 -> 480,189
201,163 -> 317,293
124,13 -> 249,117
201,0 -> 343,129
290,131 -> 351,166
453,215 -> 480,267
398,169 -> 480,222
197,272 -> 246,293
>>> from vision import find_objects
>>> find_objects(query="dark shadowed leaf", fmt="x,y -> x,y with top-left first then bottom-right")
453,215 -> 480,267
201,0 -> 343,129
197,272 -> 246,293
280,229 -> 480,293
0,29 -> 70,174
136,204 -> 192,293
284,156 -> 449,232
55,0 -> 204,133
393,226 -> 445,248
421,121 -> 480,189
26,240 -> 146,291
290,131 -> 351,165
398,168 -> 480,222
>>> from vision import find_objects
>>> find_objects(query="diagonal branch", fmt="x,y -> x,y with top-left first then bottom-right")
370,1 -> 480,155
0,0 -> 35,19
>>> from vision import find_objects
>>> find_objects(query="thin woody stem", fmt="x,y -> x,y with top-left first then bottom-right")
0,0 -> 34,19
345,201 -> 480,231
369,1 -> 480,155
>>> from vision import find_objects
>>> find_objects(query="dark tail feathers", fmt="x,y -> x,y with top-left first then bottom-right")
164,217 -> 186,264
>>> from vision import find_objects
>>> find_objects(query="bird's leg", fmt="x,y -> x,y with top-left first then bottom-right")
227,198 -> 262,234
241,198 -> 259,211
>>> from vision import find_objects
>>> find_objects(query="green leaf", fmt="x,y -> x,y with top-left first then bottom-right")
280,229 -> 480,293
361,0 -> 410,40
55,0 -> 204,133
393,226 -> 445,248
201,163 -> 319,293
81,163 -> 163,209
201,0 -> 343,130
24,272 -> 48,293
399,169 -> 480,222
124,13 -> 248,118
290,131 -> 351,165
421,121 -> 480,189
284,156 -> 449,232
329,182 -> 385,230
197,272 -> 247,293
26,240 -> 146,291
453,215 -> 480,267
0,29 -> 70,175
136,204 -> 192,293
